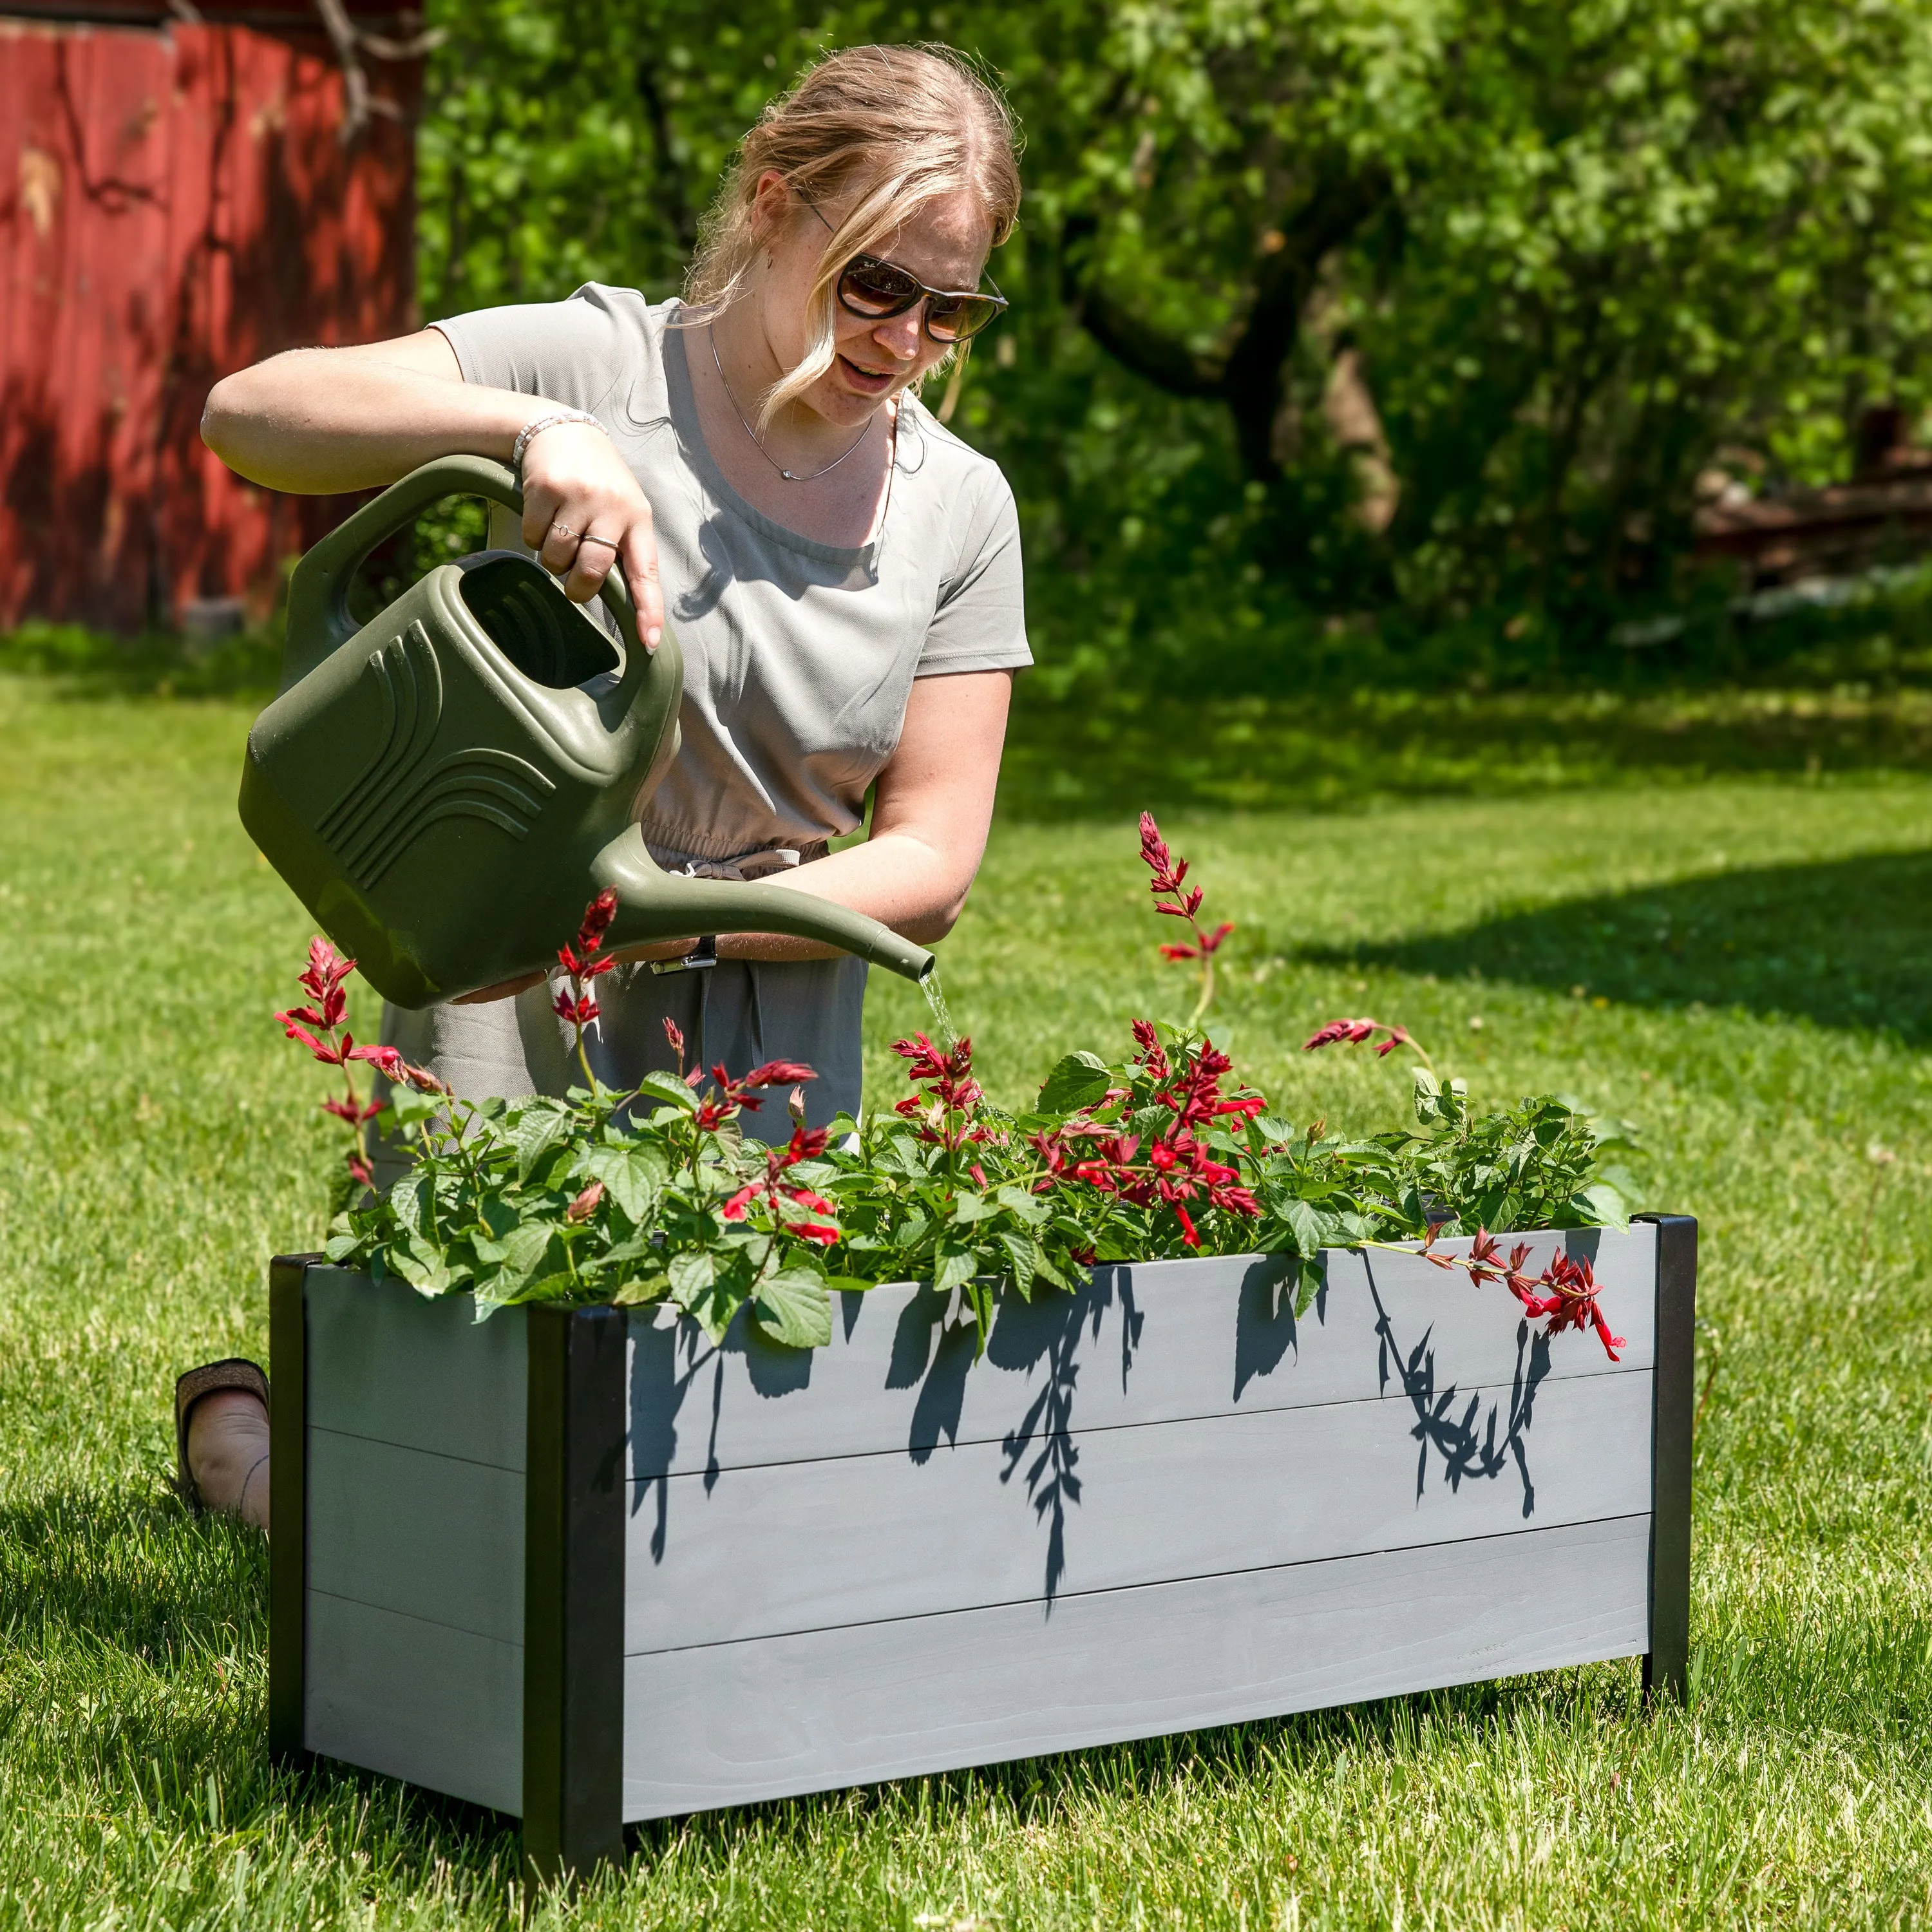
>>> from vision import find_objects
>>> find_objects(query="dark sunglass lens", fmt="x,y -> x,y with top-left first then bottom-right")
839,259 -> 921,317
927,294 -> 1001,342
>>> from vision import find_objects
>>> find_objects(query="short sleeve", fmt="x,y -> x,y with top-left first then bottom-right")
915,467 -> 1032,676
430,286 -> 640,416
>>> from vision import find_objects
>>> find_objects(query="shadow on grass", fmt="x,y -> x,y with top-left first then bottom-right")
1300,849 -> 1932,1045
997,687 -> 1932,820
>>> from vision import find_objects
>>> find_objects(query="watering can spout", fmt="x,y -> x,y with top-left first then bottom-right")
592,826 -> 936,984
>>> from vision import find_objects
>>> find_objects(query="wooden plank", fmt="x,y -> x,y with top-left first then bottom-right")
305,1591 -> 523,1816
305,1268 -> 527,1469
620,1513 -> 1650,1821
307,1430 -> 524,1645
625,1368 -> 1653,1654
627,1226 -> 1658,1480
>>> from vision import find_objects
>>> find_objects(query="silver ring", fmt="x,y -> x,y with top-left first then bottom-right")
551,521 -> 580,539
576,533 -> 620,551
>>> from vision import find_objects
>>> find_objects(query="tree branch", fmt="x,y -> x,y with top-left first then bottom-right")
1063,164 -> 1391,479
1060,214 -> 1224,399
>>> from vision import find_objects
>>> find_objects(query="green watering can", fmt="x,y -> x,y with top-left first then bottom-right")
239,455 -> 936,1009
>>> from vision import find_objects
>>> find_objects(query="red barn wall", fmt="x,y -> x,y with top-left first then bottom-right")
0,12 -> 417,633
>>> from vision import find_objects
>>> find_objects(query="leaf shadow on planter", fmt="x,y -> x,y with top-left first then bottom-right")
1361,1239 -> 1573,1520
887,1271 -> 1151,1610
1298,849 -> 1932,1043
629,1315 -> 819,1560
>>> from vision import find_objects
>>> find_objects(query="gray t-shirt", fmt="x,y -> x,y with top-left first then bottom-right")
434,287 -> 1031,864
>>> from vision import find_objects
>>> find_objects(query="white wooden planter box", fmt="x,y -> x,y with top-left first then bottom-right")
269,1217 -> 1694,1879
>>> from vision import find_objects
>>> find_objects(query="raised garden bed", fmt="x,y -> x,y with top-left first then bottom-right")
269,1215 -> 1693,1879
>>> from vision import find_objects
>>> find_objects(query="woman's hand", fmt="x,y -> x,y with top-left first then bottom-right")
517,422 -> 665,649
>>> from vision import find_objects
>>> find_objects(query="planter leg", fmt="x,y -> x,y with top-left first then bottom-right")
268,1255 -> 315,1769
522,1305 -> 627,1887
1636,1215 -> 1696,1705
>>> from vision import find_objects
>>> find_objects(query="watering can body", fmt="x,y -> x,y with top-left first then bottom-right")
240,456 -> 934,1009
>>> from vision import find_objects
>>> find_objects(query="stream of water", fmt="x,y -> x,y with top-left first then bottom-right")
920,968 -> 960,1048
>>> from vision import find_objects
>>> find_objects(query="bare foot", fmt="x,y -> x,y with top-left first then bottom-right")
186,1389 -> 271,1534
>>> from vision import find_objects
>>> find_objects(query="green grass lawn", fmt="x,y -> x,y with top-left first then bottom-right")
2,668 -> 1929,1927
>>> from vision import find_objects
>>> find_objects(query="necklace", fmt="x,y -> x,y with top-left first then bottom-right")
708,326 -> 873,482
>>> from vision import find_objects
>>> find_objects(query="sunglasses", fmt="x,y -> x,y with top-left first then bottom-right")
804,199 -> 1008,343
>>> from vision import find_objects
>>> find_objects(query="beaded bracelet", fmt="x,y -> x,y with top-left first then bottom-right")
510,408 -> 605,480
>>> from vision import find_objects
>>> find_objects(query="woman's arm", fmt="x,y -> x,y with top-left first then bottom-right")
455,669 -> 1012,1001
714,665 -> 1014,959
200,330 -> 665,637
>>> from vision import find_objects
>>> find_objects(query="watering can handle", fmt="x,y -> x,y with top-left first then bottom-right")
278,454 -> 644,694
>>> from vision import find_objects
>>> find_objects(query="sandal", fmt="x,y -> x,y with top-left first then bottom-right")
173,1358 -> 269,1512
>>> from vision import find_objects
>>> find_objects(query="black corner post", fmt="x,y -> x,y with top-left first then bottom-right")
522,1304 -> 628,1887
267,1254 -> 316,1768
1636,1215 -> 1696,1704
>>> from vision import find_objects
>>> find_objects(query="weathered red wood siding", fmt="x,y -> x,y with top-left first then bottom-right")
1,12 -> 417,632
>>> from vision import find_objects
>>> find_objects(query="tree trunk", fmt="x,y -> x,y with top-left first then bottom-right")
1062,162 -> 1389,482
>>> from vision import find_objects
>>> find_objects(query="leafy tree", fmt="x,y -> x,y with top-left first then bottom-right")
414,0 -> 1932,679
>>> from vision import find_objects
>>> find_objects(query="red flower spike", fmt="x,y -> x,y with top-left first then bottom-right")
661,1016 -> 685,1063
740,1059 -> 819,1092
572,889 -> 619,957
276,1014 -> 343,1065
1175,1206 -> 1200,1249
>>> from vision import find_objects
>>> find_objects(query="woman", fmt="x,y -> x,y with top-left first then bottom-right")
175,43 -> 1028,1528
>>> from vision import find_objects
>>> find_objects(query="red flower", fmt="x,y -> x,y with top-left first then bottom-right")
718,1124 -> 840,1240
889,1033 -> 990,1151
1141,813 -> 1235,996
662,1016 -> 685,1065
740,1059 -> 819,1092
1175,1206 -> 1200,1248
565,1179 -> 605,1224
553,989 -> 601,1029
322,1096 -> 383,1125
296,937 -> 355,1026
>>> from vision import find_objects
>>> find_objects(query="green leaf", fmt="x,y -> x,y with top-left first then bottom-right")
1037,1050 -> 1112,1115
474,1222 -> 554,1291
933,1245 -> 978,1295
385,1086 -> 444,1130
998,1229 -> 1039,1298
511,1102 -> 571,1181
666,1249 -> 716,1305
634,1071 -> 699,1115
585,1144 -> 659,1224
995,1184 -> 1050,1226
1293,1256 -> 1324,1320
753,1266 -> 833,1349
612,1270 -> 670,1307
1579,1181 -> 1633,1229
950,1188 -> 995,1224
1253,1115 -> 1297,1146
1282,1196 -> 1327,1259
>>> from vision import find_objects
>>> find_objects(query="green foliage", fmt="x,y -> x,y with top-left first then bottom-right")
319,1015 -> 1633,1356
416,0 -> 1932,687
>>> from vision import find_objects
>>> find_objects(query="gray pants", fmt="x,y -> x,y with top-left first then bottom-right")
372,954 -> 867,1184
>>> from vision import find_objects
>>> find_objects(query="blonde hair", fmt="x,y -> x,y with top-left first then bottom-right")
684,43 -> 1022,426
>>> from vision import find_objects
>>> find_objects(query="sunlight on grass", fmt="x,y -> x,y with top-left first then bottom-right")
1,674 -> 1929,1927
